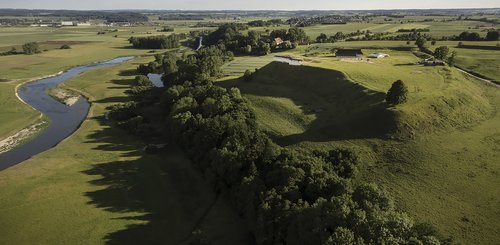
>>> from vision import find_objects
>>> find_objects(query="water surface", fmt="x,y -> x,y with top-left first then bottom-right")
0,56 -> 134,170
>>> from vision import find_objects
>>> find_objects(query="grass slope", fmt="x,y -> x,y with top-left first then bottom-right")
0,58 -> 250,245
220,55 -> 500,244
220,62 -> 396,145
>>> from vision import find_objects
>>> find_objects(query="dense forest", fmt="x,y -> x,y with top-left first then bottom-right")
201,23 -> 309,56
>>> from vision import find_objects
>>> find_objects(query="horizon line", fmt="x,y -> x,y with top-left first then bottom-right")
1,7 -> 499,12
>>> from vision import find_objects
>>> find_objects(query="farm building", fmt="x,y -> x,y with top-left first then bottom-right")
336,49 -> 363,58
61,21 -> 75,26
368,53 -> 389,58
76,22 -> 91,26
274,37 -> 284,46
274,55 -> 304,66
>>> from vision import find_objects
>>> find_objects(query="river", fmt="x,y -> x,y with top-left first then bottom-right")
0,56 -> 134,170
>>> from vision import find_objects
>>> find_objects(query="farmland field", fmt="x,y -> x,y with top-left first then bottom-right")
0,8 -> 499,245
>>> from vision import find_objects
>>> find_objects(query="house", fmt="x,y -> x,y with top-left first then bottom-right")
368,53 -> 389,58
274,55 -> 304,66
274,37 -> 284,46
335,49 -> 363,58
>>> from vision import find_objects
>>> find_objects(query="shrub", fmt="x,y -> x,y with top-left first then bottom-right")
242,69 -> 254,82
134,75 -> 153,87
22,42 -> 40,55
386,80 -> 409,105
433,46 -> 450,60
60,44 -> 71,49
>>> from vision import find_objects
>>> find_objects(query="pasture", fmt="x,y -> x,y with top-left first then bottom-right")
219,50 -> 500,244
0,58 -> 251,245
0,13 -> 499,245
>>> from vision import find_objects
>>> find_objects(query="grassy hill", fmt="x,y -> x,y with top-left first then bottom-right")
219,57 -> 500,244
220,62 -> 397,145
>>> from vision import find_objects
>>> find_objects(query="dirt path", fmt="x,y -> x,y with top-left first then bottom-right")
455,67 -> 500,88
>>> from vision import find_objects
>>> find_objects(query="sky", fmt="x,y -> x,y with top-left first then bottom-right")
0,0 -> 498,10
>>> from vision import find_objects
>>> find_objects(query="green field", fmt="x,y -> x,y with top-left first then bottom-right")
0,27 -> 157,145
1,14 -> 499,245
0,58 -> 251,244
221,55 -> 274,76
219,50 -> 500,244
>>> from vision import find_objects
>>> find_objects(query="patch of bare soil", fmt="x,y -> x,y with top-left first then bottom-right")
48,87 -> 81,106
0,121 -> 47,154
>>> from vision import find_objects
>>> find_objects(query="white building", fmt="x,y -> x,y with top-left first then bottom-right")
76,22 -> 91,26
368,53 -> 389,58
61,21 -> 75,26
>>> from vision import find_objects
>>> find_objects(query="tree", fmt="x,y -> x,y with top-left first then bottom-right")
431,40 -> 436,45
243,45 -> 252,54
260,43 -> 271,56
316,33 -> 328,43
458,31 -> 481,41
447,51 -> 458,66
243,69 -> 254,82
386,80 -> 408,105
60,44 -> 71,49
415,37 -> 427,49
134,75 -> 153,87
433,46 -> 450,60
22,42 -> 40,55
486,31 -> 499,41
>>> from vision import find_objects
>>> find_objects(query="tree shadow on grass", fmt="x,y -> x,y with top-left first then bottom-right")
119,69 -> 140,77
219,62 -> 398,146
81,118 -> 251,244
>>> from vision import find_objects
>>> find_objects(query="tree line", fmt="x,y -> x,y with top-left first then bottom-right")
128,34 -> 183,49
108,43 -> 450,244
201,23 -> 309,56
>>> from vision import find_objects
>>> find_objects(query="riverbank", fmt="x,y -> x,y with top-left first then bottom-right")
0,57 -> 139,170
0,56 -> 251,244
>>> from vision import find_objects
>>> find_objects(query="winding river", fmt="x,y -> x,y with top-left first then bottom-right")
0,56 -> 134,170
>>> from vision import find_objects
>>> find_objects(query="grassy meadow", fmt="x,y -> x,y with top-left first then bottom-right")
0,26 -> 159,146
219,49 -> 500,244
0,58 -> 251,244
0,13 -> 499,245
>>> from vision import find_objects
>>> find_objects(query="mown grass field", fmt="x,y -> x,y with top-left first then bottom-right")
0,58 -> 251,245
221,55 -> 274,76
219,50 -> 500,244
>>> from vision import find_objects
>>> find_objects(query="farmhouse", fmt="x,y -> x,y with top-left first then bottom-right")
336,49 -> 363,58
368,53 -> 389,58
274,55 -> 304,66
274,37 -> 284,46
